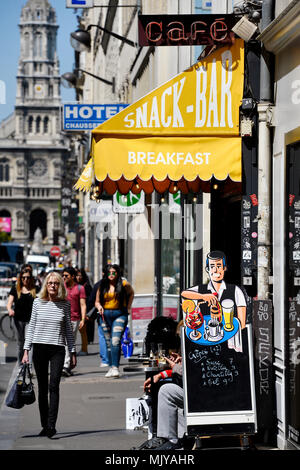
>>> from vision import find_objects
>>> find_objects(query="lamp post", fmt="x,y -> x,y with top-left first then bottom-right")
70,25 -> 137,52
61,69 -> 115,93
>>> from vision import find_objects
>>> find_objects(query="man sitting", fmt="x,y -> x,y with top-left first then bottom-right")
136,353 -> 185,450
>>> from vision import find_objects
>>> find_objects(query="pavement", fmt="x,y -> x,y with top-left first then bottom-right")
0,337 -> 149,451
0,320 -> 285,459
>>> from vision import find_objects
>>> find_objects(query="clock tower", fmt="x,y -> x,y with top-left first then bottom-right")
0,0 -> 72,250
15,0 -> 61,144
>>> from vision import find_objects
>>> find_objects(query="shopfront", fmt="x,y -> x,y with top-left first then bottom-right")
259,0 -> 300,449
75,39 -> 245,328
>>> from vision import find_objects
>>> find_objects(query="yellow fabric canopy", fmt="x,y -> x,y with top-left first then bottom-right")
75,39 -> 244,194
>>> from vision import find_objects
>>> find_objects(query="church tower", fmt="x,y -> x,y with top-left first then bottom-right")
15,0 -> 61,144
0,0 -> 71,251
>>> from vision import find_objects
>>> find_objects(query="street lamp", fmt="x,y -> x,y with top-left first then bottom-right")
61,68 -> 115,93
70,25 -> 137,52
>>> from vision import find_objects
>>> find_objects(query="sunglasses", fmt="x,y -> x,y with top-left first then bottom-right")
21,276 -> 31,280
47,281 -> 59,286
62,274 -> 70,278
108,271 -> 117,276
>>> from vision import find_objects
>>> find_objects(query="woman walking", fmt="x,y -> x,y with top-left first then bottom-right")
22,272 -> 76,438
95,264 -> 134,378
7,267 -> 37,365
76,268 -> 94,344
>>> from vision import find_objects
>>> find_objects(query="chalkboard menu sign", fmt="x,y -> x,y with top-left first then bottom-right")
182,324 -> 257,436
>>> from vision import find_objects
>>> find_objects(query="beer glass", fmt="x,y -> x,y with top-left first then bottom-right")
221,299 -> 234,331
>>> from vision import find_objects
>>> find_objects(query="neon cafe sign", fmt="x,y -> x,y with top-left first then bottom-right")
138,14 -> 236,47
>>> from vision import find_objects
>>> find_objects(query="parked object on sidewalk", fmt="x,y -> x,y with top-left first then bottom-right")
6,363 -> 35,409
121,326 -> 133,358
126,397 -> 149,430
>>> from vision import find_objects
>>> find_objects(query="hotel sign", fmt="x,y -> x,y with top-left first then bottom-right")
138,14 -> 236,47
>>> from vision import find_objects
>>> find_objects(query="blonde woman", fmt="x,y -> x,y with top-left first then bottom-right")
22,272 -> 76,438
7,267 -> 37,364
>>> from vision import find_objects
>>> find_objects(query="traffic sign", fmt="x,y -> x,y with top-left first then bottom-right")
63,104 -> 128,131
66,0 -> 93,8
50,246 -> 61,257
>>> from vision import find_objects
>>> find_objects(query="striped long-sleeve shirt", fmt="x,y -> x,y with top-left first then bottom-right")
24,298 -> 75,353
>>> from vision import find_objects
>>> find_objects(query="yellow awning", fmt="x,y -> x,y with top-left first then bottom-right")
75,39 -> 244,194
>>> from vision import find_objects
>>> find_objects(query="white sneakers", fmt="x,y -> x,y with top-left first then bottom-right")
105,366 -> 120,378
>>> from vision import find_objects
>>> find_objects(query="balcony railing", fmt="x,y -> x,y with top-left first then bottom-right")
0,186 -> 61,199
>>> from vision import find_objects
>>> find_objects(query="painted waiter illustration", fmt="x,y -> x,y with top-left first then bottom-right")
181,251 -> 247,350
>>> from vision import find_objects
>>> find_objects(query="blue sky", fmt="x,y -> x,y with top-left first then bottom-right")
0,0 -> 79,123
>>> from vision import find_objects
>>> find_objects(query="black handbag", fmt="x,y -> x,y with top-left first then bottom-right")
20,363 -> 36,405
6,364 -> 35,409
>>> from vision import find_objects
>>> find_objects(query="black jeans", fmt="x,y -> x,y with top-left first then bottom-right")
13,319 -> 28,364
32,344 -> 65,430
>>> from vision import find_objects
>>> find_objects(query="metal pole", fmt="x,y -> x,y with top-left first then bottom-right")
257,0 -> 274,300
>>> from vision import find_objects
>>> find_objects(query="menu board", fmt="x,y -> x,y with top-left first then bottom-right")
182,324 -> 257,436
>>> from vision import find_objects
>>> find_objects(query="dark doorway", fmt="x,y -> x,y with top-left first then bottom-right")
210,183 -> 242,285
29,209 -> 47,240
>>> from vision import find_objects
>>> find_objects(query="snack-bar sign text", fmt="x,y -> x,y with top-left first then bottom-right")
138,14 -> 236,47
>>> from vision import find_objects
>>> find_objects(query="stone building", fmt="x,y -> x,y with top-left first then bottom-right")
0,0 -> 70,251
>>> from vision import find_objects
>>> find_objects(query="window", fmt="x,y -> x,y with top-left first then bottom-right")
43,116 -> 49,133
24,32 -> 30,57
34,32 -> 42,57
28,116 -> 33,133
36,116 -> 41,133
0,158 -> 10,182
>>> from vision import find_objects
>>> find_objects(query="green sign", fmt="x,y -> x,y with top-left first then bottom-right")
113,191 -> 145,213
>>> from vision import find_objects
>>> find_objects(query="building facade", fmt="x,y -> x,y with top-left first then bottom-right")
259,0 -> 300,451
69,0 -> 300,450
0,0 -> 70,252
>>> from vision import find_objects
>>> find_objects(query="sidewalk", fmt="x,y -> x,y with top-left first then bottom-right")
0,342 -> 147,450
0,338 -> 281,453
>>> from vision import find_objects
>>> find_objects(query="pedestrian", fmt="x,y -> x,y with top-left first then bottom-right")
87,275 -> 109,367
95,264 -> 134,378
62,267 -> 87,377
7,267 -> 37,366
135,353 -> 184,450
76,268 -> 94,344
22,272 -> 76,438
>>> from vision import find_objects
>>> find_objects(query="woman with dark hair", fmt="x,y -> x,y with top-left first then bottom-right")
95,264 -> 134,378
7,267 -> 37,365
76,268 -> 94,344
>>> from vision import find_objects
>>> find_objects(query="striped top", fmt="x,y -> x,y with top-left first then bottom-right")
24,298 -> 75,353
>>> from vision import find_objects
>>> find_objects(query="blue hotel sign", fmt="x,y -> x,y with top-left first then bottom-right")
66,0 -> 94,8
63,104 -> 128,131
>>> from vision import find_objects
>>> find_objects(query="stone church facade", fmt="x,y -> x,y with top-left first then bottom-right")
0,0 -> 70,251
